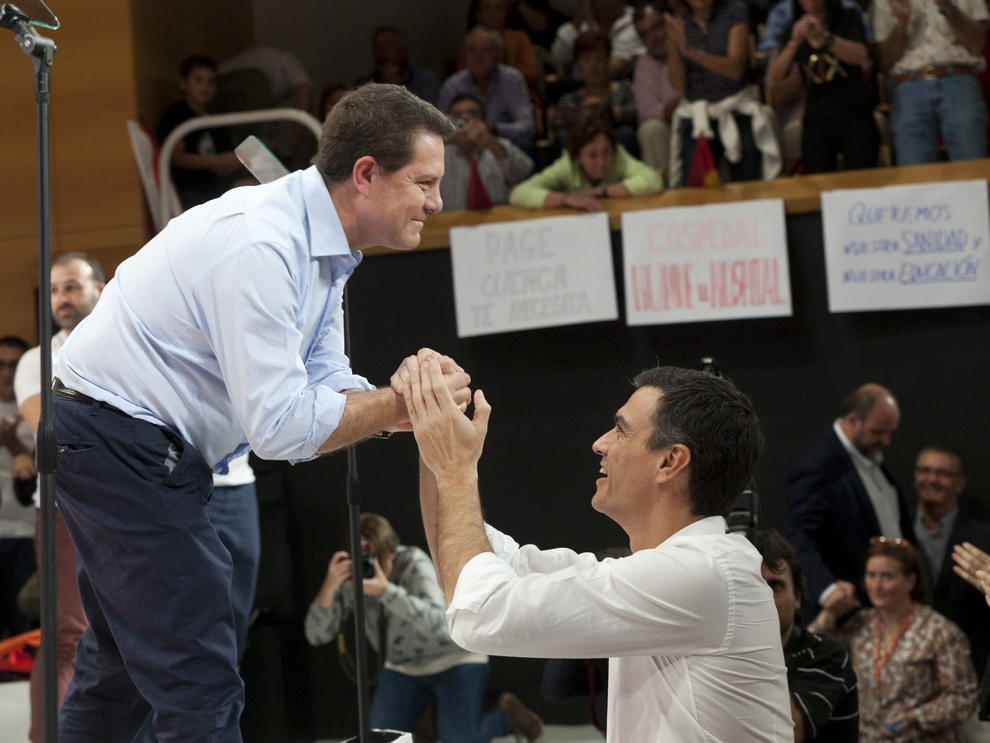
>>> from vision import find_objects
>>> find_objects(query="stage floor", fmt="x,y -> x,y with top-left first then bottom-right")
1,681 -> 601,743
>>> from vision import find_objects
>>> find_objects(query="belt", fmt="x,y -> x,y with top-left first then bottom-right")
53,378 -> 126,415
895,64 -> 977,83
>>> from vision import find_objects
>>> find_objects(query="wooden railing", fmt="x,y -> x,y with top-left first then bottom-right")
367,158 -> 990,256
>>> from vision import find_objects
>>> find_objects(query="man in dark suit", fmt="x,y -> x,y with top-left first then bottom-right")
782,383 -> 914,618
914,444 -> 990,681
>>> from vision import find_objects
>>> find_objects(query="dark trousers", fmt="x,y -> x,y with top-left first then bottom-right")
54,396 -> 243,742
801,112 -> 879,174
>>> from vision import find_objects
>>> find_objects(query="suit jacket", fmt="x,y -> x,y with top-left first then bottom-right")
920,510 -> 990,680
782,426 -> 914,616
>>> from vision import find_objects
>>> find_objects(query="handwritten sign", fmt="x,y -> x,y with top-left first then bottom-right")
450,213 -> 618,337
822,179 -> 990,313
621,199 -> 792,325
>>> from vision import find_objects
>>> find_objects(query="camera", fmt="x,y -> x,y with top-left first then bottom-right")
360,542 -> 376,579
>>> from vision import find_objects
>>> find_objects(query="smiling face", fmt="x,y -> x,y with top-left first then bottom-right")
591,386 -> 664,526
914,448 -> 965,515
364,131 -> 445,251
864,554 -> 915,613
576,133 -> 615,184
51,258 -> 103,333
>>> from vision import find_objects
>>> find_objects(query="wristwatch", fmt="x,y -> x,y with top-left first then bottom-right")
824,33 -> 835,49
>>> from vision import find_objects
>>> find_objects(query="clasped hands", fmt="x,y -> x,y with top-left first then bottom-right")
390,348 -> 489,479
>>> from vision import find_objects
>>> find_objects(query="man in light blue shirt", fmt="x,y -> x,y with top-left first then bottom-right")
51,83 -> 470,743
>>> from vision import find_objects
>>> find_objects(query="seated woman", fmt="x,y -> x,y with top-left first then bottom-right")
810,538 -> 977,742
510,115 -> 663,212
765,0 -> 878,173
304,512 -> 543,742
553,30 -> 639,156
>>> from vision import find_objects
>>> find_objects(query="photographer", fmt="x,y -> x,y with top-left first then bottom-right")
304,512 -> 543,742
440,93 -> 533,212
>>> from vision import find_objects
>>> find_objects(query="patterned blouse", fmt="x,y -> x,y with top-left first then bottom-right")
836,604 -> 977,742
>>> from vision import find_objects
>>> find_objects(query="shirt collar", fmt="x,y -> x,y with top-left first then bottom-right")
301,165 -> 354,260
833,419 -> 883,467
916,503 -> 959,535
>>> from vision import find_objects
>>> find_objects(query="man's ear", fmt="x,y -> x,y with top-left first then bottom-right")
352,155 -> 378,196
656,442 -> 691,485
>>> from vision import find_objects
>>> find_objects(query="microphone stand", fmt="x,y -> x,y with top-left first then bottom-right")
0,6 -> 58,742
343,288 -> 372,743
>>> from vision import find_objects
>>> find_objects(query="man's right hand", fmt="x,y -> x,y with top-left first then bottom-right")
391,348 -> 471,415
315,550 -> 353,607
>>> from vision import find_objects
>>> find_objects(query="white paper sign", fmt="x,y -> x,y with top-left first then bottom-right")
450,213 -> 618,337
621,199 -> 792,325
822,179 -> 990,313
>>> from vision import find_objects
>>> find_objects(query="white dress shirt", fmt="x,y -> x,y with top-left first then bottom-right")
448,517 -> 792,742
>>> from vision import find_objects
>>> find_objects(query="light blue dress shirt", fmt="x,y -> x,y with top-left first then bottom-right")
57,166 -> 373,472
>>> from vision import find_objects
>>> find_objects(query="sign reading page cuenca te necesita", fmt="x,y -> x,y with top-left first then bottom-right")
449,212 -> 618,338
822,179 -> 990,313
621,199 -> 792,326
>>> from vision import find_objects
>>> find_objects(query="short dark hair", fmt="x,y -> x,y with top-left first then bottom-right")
179,55 -> 217,80
450,92 -> 486,118
313,82 -> 455,184
573,29 -> 611,60
918,443 -> 966,476
565,113 -> 617,160
632,367 -> 763,517
0,336 -> 29,353
865,540 -> 924,602
54,252 -> 106,284
747,528 -> 806,611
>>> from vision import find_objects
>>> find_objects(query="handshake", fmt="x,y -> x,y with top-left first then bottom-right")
387,347 -> 491,481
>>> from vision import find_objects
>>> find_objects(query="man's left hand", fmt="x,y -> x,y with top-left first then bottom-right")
405,355 -> 490,479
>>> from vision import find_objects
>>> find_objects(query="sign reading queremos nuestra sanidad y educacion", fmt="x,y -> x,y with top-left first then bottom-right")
822,179 -> 989,313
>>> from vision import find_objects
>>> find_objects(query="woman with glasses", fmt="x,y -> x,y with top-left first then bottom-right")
810,538 -> 977,741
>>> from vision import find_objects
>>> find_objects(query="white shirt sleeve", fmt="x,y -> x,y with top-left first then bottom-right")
447,536 -> 732,660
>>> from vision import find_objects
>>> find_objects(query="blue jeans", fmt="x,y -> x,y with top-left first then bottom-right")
891,73 -> 988,165
369,663 -> 511,743
204,482 -> 260,661
54,397 -> 243,743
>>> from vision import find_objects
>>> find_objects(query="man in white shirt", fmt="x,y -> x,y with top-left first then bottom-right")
782,383 -> 914,619
404,363 -> 792,742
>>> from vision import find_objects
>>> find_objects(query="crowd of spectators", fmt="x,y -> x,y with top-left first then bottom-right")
155,0 -> 989,214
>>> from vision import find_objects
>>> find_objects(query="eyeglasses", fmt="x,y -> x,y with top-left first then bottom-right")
915,466 -> 963,479
869,535 -> 912,547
